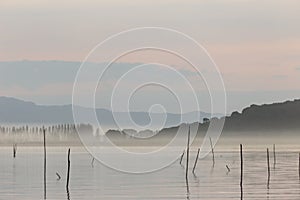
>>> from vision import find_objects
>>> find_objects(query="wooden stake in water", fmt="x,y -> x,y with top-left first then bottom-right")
66,148 -> 71,189
267,148 -> 270,188
273,144 -> 276,169
240,144 -> 243,187
209,137 -> 215,167
186,126 -> 190,182
43,129 -> 47,199
56,172 -> 61,181
179,150 -> 185,165
226,165 -> 231,173
298,153 -> 300,179
91,157 -> 95,168
192,148 -> 200,174
13,143 -> 17,158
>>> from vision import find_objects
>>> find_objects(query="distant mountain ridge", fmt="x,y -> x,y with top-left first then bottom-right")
1,96 -> 299,134
0,97 -> 220,127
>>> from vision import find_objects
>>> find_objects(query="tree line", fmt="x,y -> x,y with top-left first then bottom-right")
0,124 -> 94,137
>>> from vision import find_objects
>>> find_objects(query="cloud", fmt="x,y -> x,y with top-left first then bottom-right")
0,82 -> 73,97
272,75 -> 288,79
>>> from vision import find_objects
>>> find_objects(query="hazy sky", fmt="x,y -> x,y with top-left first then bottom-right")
0,0 -> 300,113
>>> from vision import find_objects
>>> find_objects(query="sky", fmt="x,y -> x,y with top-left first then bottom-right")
0,0 -> 300,114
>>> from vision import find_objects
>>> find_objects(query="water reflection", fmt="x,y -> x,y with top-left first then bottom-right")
2,147 -> 300,199
240,185 -> 243,200
186,179 -> 190,200
66,188 -> 71,200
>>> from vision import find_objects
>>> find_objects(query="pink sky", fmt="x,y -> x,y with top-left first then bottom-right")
0,0 -> 299,112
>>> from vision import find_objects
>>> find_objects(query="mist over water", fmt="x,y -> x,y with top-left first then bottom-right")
1,118 -> 300,199
1,140 -> 300,199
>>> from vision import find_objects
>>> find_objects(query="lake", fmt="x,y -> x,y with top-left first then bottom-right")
1,144 -> 300,200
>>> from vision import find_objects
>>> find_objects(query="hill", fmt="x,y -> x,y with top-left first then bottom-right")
106,99 -> 300,138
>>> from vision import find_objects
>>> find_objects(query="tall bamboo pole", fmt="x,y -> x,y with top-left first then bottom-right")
185,126 -> 190,182
209,137 -> 215,167
240,144 -> 243,187
43,129 -> 46,199
298,153 -> 300,179
66,148 -> 71,189
267,148 -> 270,188
273,144 -> 276,169
192,148 -> 200,174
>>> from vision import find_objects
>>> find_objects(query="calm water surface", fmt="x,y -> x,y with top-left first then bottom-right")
1,145 -> 300,200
